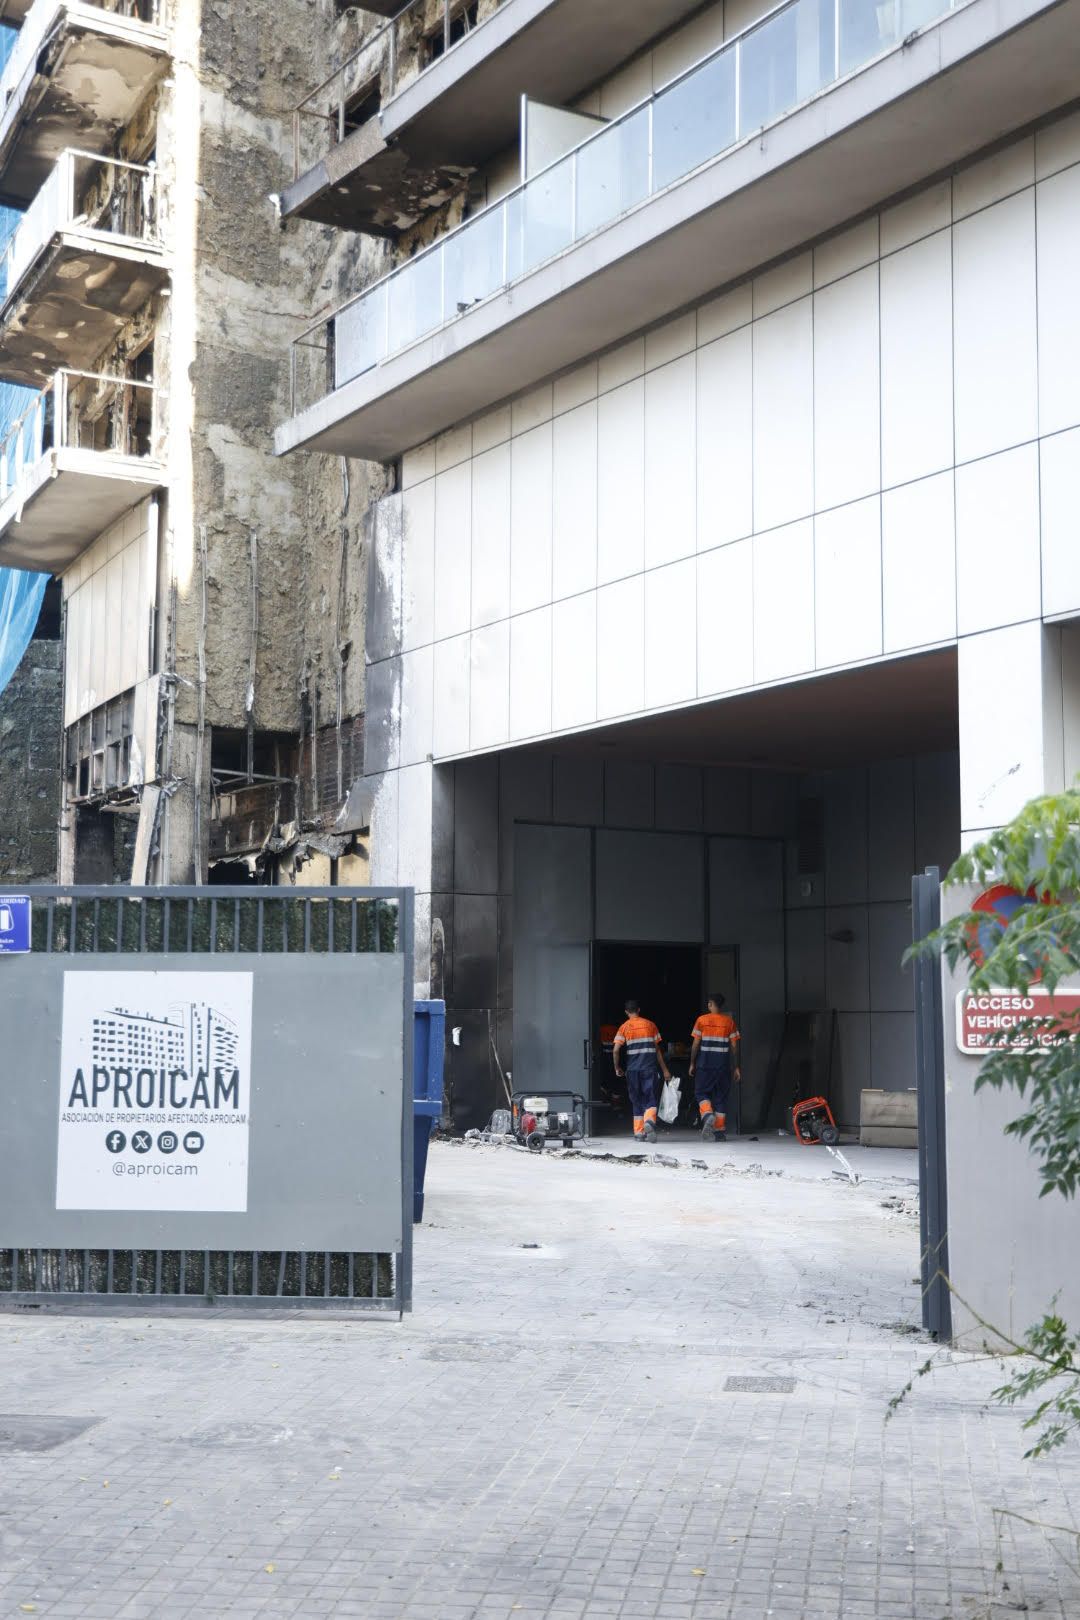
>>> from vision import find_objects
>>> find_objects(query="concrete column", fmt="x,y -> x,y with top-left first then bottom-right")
1064,621 -> 1080,785
368,762 -> 436,999
958,620 -> 1075,842
156,722 -> 210,885
58,792 -> 76,885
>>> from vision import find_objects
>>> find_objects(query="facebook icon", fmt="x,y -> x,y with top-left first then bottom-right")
105,1131 -> 127,1154
0,895 -> 30,955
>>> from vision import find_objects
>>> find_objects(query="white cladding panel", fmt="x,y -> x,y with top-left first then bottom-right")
62,497 -> 157,728
813,265 -> 880,512
370,125 -> 1080,765
814,498 -> 883,670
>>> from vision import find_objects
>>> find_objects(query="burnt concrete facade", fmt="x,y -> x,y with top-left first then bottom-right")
0,0 -> 417,885
0,631 -> 61,882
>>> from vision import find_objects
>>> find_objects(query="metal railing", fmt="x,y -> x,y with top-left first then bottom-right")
0,149 -> 160,308
0,0 -> 162,117
0,368 -> 158,505
292,0 -> 501,182
289,0 -> 957,416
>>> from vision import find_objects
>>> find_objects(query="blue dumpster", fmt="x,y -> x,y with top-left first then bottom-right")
412,999 -> 445,1223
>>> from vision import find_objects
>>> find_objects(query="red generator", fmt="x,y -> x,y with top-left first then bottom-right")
791,1095 -> 840,1146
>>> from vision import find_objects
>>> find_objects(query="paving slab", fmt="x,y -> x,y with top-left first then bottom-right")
0,1140 -> 1075,1618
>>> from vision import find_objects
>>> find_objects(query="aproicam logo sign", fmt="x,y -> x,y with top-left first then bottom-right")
56,971 -> 254,1212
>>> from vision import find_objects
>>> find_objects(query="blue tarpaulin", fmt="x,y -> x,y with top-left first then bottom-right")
0,25 -> 46,699
0,568 -> 47,697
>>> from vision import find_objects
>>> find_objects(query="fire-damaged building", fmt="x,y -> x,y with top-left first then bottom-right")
0,0 -> 398,885
274,0 -> 1080,1139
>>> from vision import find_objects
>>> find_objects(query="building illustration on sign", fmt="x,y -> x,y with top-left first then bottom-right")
91,1002 -> 239,1075
56,971 -> 254,1214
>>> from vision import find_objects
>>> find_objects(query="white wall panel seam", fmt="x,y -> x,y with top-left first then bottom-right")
810,282 -> 817,673
950,212 -> 959,656
877,256 -> 885,657
694,341 -> 701,698
1033,176 -> 1044,625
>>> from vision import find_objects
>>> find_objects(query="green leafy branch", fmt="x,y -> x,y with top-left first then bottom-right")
905,786 -> 1080,1199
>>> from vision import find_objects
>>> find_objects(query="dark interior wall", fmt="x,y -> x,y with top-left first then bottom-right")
434,752 -> 794,1130
435,745 -> 961,1133
784,751 -> 960,1124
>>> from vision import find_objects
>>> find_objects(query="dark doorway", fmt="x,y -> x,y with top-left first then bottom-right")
591,941 -> 703,1130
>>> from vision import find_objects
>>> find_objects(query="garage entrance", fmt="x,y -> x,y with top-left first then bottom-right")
438,650 -> 961,1135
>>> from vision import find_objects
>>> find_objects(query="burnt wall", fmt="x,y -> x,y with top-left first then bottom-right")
0,638 -> 61,882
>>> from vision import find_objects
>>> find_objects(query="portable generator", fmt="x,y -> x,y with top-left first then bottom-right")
791,1095 -> 840,1146
511,1091 -> 586,1150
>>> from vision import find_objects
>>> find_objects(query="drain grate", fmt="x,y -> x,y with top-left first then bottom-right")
0,1415 -> 100,1452
723,1376 -> 796,1394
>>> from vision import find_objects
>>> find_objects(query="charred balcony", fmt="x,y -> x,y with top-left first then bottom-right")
278,0 -> 1080,462
284,0 -> 715,234
0,149 -> 169,387
0,367 -> 165,571
0,0 -> 167,209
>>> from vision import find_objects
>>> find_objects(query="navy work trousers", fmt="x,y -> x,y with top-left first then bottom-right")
695,1062 -> 732,1114
626,1069 -> 659,1120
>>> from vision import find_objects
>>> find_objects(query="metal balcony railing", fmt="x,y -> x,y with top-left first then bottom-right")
0,368 -> 158,506
0,149 -> 161,308
0,0 -> 162,117
289,0 -> 960,416
292,0 -> 503,182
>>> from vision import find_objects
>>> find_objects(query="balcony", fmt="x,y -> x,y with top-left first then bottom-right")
278,0 -> 1080,462
0,0 -> 167,209
0,368 -> 165,571
0,149 -> 168,388
284,0 -> 716,233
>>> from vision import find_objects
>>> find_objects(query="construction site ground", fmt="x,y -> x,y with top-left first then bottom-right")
0,1137 -> 1078,1619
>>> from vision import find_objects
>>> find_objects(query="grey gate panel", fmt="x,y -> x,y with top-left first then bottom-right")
912,867 -> 950,1340
513,826 -> 591,1098
0,887 -> 413,1313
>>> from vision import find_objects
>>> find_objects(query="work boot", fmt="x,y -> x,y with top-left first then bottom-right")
699,1110 -> 716,1135
643,1119 -> 657,1143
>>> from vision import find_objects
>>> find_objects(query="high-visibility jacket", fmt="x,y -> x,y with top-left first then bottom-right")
691,1012 -> 739,1072
613,1016 -> 663,1076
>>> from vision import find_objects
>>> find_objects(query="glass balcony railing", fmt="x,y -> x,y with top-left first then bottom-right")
291,0 -> 957,412
0,367 -> 159,511
0,149 -> 161,309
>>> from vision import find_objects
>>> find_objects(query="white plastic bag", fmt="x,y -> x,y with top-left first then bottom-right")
658,1077 -> 681,1124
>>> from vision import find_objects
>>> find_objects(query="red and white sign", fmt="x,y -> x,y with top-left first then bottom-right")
956,988 -> 1080,1053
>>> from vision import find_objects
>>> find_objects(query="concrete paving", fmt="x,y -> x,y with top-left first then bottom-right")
0,1139 -> 1078,1619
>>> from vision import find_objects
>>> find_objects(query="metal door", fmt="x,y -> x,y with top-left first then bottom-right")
513,825 -> 592,1100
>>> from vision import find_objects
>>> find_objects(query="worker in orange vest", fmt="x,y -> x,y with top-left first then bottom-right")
689,993 -> 741,1140
612,999 -> 673,1143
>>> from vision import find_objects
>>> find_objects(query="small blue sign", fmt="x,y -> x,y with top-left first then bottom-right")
0,895 -> 31,955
